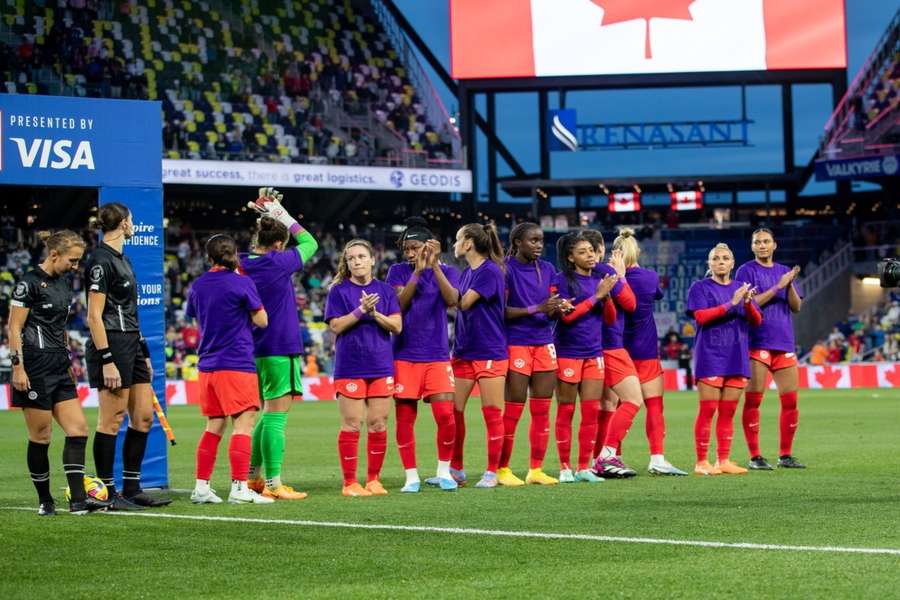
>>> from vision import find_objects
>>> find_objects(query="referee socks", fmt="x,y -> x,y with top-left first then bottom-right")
93,431 -> 118,493
27,440 -> 52,505
123,428 -> 149,496
63,436 -> 88,502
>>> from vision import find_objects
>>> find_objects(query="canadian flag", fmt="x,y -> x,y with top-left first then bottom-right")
671,190 -> 703,211
608,192 -> 641,213
450,0 -> 846,79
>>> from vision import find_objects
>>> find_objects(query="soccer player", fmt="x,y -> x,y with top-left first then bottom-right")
241,188 -> 319,500
85,203 -> 170,509
687,243 -> 762,476
550,233 -> 618,483
499,222 -> 564,486
188,235 -> 274,505
735,228 -> 805,469
616,228 -> 687,476
326,239 -> 402,497
387,217 -> 460,492
451,223 -> 508,489
582,230 -> 641,479
9,230 -> 111,515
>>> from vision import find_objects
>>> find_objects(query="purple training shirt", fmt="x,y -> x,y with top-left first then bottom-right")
387,262 -> 460,362
594,263 -> 626,350
453,260 -> 507,361
325,278 -> 401,379
550,271 -> 604,359
504,256 -> 556,346
186,269 -> 263,373
687,278 -> 755,378
240,250 -> 303,357
623,266 -> 663,360
735,260 -> 801,353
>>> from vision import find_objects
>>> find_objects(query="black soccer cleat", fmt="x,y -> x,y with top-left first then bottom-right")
748,455 -> 774,470
108,493 -> 147,511
777,455 -> 806,469
38,502 -> 56,516
69,496 -> 113,515
125,491 -> 173,507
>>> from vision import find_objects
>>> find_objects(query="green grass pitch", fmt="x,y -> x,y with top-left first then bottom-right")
1,389 -> 898,599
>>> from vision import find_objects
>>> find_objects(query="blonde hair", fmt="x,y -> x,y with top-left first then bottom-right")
332,238 -> 374,287
38,230 -> 86,255
705,243 -> 734,277
613,227 -> 640,267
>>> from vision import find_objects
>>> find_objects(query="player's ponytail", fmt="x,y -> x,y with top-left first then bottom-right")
206,234 -> 240,271
91,203 -> 130,233
459,222 -> 505,272
332,238 -> 374,288
613,227 -> 640,267
254,216 -> 289,251
38,230 -> 86,255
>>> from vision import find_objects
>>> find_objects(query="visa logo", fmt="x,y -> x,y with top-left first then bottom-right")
9,137 -> 95,170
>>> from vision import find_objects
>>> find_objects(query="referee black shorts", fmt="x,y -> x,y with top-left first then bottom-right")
86,331 -> 151,390
11,351 -> 78,410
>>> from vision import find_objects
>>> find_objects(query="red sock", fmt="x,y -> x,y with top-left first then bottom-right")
694,400 -> 717,462
482,406 -> 504,472
528,398 -> 552,469
451,409 -> 466,471
431,401 -> 456,463
644,396 -> 665,455
595,409 -> 615,458
499,401 -> 525,469
604,402 -> 640,449
195,431 -> 221,481
228,433 -> 251,482
779,391 -> 799,456
395,401 -> 418,470
338,430 -> 360,485
555,402 -> 576,469
742,391 -> 764,457
366,430 -> 388,482
577,400 -> 600,470
716,400 -> 739,462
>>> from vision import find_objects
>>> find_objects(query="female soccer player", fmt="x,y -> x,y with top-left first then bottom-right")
451,223 -> 508,489
616,228 -> 687,476
550,233 -> 618,483
86,203 -> 169,509
188,235 -> 273,505
326,239 -> 402,497
687,243 -> 762,476
387,217 -> 460,493
735,228 -> 805,469
241,188 -> 319,500
10,230 -> 111,515
582,230 -> 642,479
498,222 -> 564,486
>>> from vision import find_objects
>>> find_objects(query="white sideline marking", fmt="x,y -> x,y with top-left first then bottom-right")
3,507 -> 899,556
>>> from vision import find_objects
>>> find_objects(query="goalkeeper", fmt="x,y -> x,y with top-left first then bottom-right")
241,188 -> 319,500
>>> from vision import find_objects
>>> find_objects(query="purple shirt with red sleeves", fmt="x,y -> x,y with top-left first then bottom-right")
624,266 -> 663,360
387,262 -> 460,362
735,260 -> 801,353
325,278 -> 401,379
240,250 -> 303,357
594,263 -> 626,350
687,278 -> 755,378
505,256 -> 556,346
453,260 -> 507,361
551,271 -> 604,359
186,269 -> 263,373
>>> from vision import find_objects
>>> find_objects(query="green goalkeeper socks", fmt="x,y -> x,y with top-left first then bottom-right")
261,412 -> 288,481
249,416 -> 265,479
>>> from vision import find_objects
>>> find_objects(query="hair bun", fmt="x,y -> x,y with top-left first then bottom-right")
618,227 -> 635,238
405,216 -> 429,228
37,231 -> 52,243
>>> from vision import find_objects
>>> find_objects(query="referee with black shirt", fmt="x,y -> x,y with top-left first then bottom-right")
9,230 -> 111,515
86,203 -> 170,508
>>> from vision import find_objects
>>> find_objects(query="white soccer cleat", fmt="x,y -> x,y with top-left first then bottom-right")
228,481 -> 275,504
191,486 -> 223,504
647,461 -> 689,476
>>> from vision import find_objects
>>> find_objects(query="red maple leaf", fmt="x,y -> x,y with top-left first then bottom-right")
309,376 -> 336,401
591,0 -> 695,59
814,366 -> 843,389
884,365 -> 900,388
165,382 -> 178,402
77,385 -> 91,404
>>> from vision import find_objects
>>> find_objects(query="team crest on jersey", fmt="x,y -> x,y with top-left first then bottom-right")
395,384 -> 404,394
345,382 -> 359,393
563,368 -> 575,378
513,358 -> 526,369
13,281 -> 28,299
90,265 -> 104,283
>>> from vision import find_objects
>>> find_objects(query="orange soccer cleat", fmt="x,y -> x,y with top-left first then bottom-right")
694,461 -> 722,476
715,460 -> 748,475
263,484 -> 308,500
342,482 -> 372,497
364,480 -> 389,496
247,477 -> 266,494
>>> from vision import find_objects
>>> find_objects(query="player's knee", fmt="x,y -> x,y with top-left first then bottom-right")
367,417 -> 387,433
30,427 -> 52,444
341,419 -> 362,432
66,421 -> 89,438
99,408 -> 126,432
131,413 -> 153,432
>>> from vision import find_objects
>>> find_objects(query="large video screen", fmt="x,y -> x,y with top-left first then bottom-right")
450,0 -> 847,80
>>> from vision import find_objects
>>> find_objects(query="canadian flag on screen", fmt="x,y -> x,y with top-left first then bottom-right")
609,192 -> 641,213
671,191 -> 703,211
450,0 -> 846,79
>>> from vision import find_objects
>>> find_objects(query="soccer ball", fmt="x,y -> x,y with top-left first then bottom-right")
64,475 -> 109,502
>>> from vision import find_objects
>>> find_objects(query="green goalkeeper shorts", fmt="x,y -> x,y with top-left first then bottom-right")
255,355 -> 304,401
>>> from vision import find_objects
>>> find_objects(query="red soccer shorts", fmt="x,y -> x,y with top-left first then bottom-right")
603,348 -> 638,388
750,349 -> 798,371
508,344 -> 558,376
633,358 -> 664,384
199,370 -> 261,418
556,356 -> 605,384
451,358 -> 509,381
698,376 -> 749,389
393,360 -> 455,399
335,376 -> 395,399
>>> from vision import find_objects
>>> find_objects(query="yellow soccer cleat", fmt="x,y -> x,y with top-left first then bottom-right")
525,468 -> 559,485
496,467 -> 526,487
694,461 -> 722,476
342,482 -> 372,497
247,477 -> 266,494
715,460 -> 748,475
263,484 -> 308,500
364,479 -> 389,496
